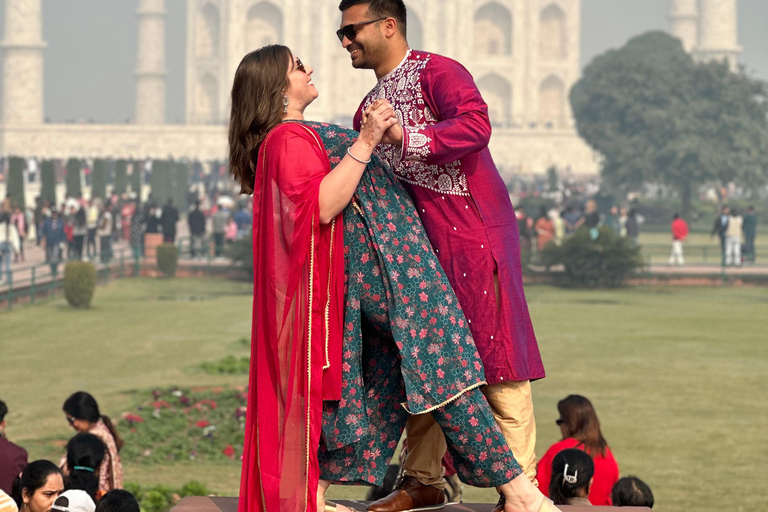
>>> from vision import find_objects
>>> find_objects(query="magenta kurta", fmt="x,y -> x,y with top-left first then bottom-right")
354,50 -> 544,384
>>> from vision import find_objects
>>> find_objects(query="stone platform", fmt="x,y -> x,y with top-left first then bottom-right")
171,496 -> 651,512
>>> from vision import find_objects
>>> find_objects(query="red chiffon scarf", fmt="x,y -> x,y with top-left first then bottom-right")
239,122 -> 344,512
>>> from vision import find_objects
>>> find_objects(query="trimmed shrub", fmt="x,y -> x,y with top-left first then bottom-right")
91,159 -> 108,199
123,481 -> 211,512
157,244 -> 178,277
64,261 -> 97,308
66,158 -> 82,199
114,159 -> 128,195
226,233 -> 253,279
539,227 -> 644,288
41,160 -> 57,205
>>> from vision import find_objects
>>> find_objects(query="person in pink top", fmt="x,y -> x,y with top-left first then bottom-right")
537,395 -> 619,506
339,2 -> 545,511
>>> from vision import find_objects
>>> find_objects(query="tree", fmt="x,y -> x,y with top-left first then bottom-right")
92,159 -> 108,199
174,161 -> 189,211
114,159 -> 128,195
570,31 -> 768,216
131,160 -> 143,198
66,158 -> 83,199
6,157 -> 26,210
41,160 -> 57,205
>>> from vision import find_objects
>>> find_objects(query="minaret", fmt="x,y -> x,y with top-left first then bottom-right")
668,0 -> 698,53
695,0 -> 742,71
135,0 -> 167,124
1,0 -> 47,125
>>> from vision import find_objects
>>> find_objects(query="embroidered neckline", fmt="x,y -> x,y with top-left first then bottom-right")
379,48 -> 413,82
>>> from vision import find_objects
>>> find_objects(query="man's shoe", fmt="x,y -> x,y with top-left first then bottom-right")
490,494 -> 505,512
367,476 -> 446,512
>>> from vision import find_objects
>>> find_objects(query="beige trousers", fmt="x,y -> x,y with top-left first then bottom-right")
402,380 -> 538,488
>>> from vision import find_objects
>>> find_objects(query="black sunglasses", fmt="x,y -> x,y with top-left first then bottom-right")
293,58 -> 306,73
555,419 -> 566,426
336,17 -> 388,43
66,416 -> 76,425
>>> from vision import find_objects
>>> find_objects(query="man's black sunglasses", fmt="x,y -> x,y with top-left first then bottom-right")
336,17 -> 388,43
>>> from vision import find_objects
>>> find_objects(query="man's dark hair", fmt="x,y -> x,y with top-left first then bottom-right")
0,400 -> 7,423
611,476 -> 654,508
95,490 -> 140,512
338,0 -> 407,38
673,213 -> 679,220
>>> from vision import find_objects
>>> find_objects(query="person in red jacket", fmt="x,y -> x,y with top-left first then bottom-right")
669,213 -> 689,266
537,395 -> 619,506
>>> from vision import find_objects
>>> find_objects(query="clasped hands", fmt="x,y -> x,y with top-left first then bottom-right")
360,99 -> 403,148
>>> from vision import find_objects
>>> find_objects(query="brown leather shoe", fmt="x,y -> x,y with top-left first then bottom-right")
490,494 -> 505,512
367,476 -> 446,512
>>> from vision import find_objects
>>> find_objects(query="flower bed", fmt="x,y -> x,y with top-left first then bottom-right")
124,481 -> 211,512
120,388 -> 247,464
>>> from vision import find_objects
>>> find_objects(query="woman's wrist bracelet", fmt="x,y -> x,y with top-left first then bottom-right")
347,147 -> 372,165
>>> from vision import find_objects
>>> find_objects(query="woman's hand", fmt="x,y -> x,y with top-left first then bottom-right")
359,100 -> 399,148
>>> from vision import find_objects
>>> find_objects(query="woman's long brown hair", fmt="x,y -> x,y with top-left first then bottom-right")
228,45 -> 292,194
557,394 -> 608,457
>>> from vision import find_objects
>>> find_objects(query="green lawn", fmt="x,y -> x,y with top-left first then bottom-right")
2,279 -> 766,511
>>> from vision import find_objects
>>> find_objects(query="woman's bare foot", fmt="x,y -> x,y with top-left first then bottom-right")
498,474 -> 562,512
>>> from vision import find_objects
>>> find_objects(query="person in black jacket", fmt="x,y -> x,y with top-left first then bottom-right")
160,199 -> 179,243
187,202 -> 206,259
711,205 -> 730,263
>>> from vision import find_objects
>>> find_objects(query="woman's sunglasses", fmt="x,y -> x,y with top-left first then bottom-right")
294,58 -> 306,73
555,419 -> 566,426
336,17 -> 388,43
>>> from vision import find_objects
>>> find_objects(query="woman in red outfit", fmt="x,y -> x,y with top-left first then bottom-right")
537,395 -> 619,506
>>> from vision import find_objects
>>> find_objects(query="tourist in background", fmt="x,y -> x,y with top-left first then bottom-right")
535,206 -> 555,252
725,208 -> 743,267
605,205 -> 621,234
618,207 -> 628,238
233,203 -> 252,240
611,477 -> 654,509
0,488 -> 16,512
61,433 -> 106,502
516,206 -> 533,253
625,209 -> 640,246
187,202 -> 206,259
10,205 -> 26,263
583,199 -> 601,230
129,204 -> 145,260
537,395 -> 619,506
94,490 -> 139,512
10,460 -> 64,512
42,210 -> 66,265
224,215 -> 238,248
0,211 -> 20,284
742,206 -> 757,263
563,205 -> 584,234
160,199 -> 179,244
97,204 -> 113,264
144,204 -> 161,236
211,207 -> 227,257
52,490 -> 95,512
0,400 -> 28,495
62,393 -> 123,495
548,449 -> 595,507
711,205 -> 729,264
33,197 -> 44,247
72,208 -> 88,261
552,209 -> 565,246
86,200 -> 99,259
668,213 -> 688,266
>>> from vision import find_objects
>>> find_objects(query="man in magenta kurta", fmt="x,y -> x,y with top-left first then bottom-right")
339,1 -> 545,511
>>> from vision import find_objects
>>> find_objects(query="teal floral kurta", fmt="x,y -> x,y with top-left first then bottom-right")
303,122 -> 522,487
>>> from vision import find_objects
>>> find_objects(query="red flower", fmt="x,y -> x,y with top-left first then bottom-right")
223,445 -> 236,459
124,414 -> 144,425
195,420 -> 210,428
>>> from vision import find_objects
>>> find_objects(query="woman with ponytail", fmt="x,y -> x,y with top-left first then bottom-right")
548,449 -> 594,507
63,434 -> 106,501
62,393 -> 122,494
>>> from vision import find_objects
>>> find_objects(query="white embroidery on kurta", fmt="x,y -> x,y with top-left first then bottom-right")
362,52 -> 469,196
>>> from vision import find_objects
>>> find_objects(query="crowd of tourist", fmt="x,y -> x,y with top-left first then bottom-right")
0,188 -> 255,283
2,390 -> 655,511
516,199 -> 645,255
0,396 -> 137,512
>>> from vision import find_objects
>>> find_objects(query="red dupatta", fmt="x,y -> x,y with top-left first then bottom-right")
239,122 -> 344,512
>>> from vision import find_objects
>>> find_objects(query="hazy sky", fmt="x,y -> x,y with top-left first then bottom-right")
10,0 -> 767,124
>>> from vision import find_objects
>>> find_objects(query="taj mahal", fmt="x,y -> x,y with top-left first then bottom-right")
0,0 -> 743,184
